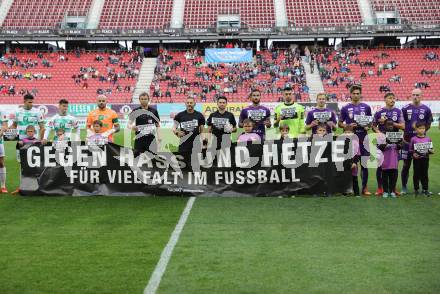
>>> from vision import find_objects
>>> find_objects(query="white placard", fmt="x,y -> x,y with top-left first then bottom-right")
414,142 -> 433,154
354,114 -> 373,127
313,112 -> 332,122
137,124 -> 156,135
385,132 -> 403,143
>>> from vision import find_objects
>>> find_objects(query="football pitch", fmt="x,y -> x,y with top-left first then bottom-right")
1,129 -> 440,293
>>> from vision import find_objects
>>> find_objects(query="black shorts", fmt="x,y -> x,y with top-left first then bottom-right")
134,138 -> 157,155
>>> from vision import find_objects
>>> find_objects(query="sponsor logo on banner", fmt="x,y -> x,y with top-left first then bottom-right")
202,103 -> 248,117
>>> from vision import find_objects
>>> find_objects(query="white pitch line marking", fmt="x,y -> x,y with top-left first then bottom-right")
144,196 -> 196,294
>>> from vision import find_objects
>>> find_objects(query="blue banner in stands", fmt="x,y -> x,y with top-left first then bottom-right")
205,49 -> 253,63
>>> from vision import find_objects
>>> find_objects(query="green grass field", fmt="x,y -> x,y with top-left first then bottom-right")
1,129 -> 440,293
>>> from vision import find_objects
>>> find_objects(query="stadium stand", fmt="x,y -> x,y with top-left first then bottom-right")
99,0 -> 173,29
0,50 -> 142,103
285,0 -> 363,26
183,0 -> 276,28
2,0 -> 92,29
317,48 -> 440,101
372,0 -> 440,24
150,48 -> 309,103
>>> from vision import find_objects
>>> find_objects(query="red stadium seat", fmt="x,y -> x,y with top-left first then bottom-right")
320,48 -> 440,101
0,51 -> 141,104
183,0 -> 275,28
149,50 -> 310,103
99,0 -> 173,29
2,0 -> 92,29
372,0 -> 440,24
285,0 -> 363,26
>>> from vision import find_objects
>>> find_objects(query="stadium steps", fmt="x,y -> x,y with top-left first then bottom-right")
302,56 -> 324,102
274,0 -> 288,27
86,0 -> 106,29
0,0 -> 14,26
170,0 -> 185,28
132,58 -> 157,103
358,0 -> 376,25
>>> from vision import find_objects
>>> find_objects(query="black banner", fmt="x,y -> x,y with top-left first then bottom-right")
19,138 -> 353,197
1,24 -> 440,38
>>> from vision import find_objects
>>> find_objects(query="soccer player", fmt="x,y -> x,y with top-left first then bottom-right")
305,92 -> 337,134
400,89 -> 433,194
207,96 -> 236,149
173,97 -> 206,154
42,99 -> 79,144
86,95 -> 120,143
274,86 -> 305,137
128,92 -> 161,154
239,89 -> 271,140
338,85 -> 373,196
0,111 -> 8,193
10,94 -> 45,161
372,92 -> 404,196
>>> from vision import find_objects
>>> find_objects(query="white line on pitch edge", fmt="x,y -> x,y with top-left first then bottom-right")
144,196 -> 196,294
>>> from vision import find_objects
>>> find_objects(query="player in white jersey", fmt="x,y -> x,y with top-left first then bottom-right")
42,99 -> 79,144
10,94 -> 45,162
0,111 -> 8,193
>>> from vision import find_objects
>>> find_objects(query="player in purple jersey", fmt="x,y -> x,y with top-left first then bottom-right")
372,92 -> 404,196
338,85 -> 373,196
400,89 -> 433,194
305,93 -> 337,134
238,89 -> 271,140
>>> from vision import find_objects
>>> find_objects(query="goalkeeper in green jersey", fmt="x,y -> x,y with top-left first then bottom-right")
274,87 -> 306,137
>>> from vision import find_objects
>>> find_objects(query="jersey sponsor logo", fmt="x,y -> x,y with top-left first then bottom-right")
406,109 -> 412,120
348,108 -> 354,119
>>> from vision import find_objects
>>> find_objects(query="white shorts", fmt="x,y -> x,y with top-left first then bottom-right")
0,144 -> 4,157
